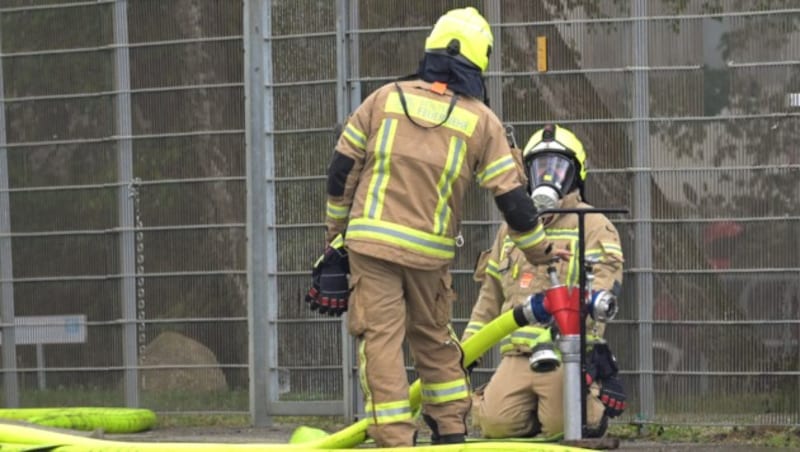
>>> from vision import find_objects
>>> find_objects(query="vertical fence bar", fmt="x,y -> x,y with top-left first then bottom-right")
113,0 -> 139,408
262,0 -> 279,423
485,0 -> 504,239
347,1 -> 361,117
0,15 -> 20,408
244,0 -> 278,427
346,0 -> 363,422
335,0 -> 356,423
631,0 -> 655,420
484,0 -> 503,122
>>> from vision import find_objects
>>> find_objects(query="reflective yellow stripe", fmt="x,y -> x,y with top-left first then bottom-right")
500,236 -> 514,260
367,400 -> 413,424
499,326 -> 549,353
433,137 -> 467,235
546,228 -> 579,237
348,217 -> 455,260
546,229 -> 580,287
500,337 -> 512,353
364,118 -> 397,220
385,92 -> 478,136
326,201 -> 349,220
476,154 -> 515,186
601,242 -> 623,257
421,378 -> 469,404
586,248 -> 603,261
485,259 -> 501,281
513,223 -> 546,250
343,122 -> 367,149
358,339 -> 372,416
465,321 -> 485,336
330,234 -> 344,248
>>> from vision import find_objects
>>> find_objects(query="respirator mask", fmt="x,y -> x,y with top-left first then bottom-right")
527,152 -> 578,211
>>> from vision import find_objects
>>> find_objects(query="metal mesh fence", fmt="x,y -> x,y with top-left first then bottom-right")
0,0 -> 798,427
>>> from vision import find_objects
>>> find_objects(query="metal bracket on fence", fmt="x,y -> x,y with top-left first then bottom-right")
126,177 -> 147,361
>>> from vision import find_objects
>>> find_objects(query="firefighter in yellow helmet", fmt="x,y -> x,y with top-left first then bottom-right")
464,124 -> 626,439
305,8 -> 569,448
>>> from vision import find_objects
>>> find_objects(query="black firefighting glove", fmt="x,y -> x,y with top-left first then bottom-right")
585,342 -> 619,385
598,375 -> 626,418
305,236 -> 350,316
584,342 -> 626,417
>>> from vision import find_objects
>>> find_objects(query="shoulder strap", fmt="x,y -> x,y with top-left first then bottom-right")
393,82 -> 458,130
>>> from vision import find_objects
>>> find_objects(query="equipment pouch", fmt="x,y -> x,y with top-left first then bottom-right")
346,273 -> 366,336
434,273 -> 456,327
473,248 -> 491,282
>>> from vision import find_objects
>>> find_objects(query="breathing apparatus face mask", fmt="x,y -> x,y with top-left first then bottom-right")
527,152 -> 578,211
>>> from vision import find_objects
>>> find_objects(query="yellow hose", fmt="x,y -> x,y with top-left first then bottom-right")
0,422 -> 589,451
298,308 -> 525,449
0,308 -> 576,451
0,408 -> 156,433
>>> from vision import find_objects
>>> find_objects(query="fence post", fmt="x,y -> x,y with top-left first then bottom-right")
245,0 -> 277,427
0,13 -> 20,408
335,0 -> 357,423
631,0 -> 655,420
112,0 -> 139,408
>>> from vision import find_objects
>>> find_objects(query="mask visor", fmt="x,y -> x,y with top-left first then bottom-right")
528,152 -> 577,196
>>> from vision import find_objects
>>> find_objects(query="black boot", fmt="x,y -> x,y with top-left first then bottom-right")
583,413 -> 609,438
433,433 -> 466,445
423,413 -> 467,445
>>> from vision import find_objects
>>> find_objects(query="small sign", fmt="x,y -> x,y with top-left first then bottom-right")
787,93 -> 800,108
537,36 -> 548,72
0,315 -> 87,345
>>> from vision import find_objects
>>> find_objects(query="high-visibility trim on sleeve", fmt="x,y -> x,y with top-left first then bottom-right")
343,123 -> 367,150
364,118 -> 397,220
464,320 -> 485,336
601,242 -> 623,257
384,92 -> 478,136
485,259 -> 501,281
326,201 -> 349,220
348,217 -> 455,260
498,326 -> 549,353
476,154 -> 515,186
511,223 -> 546,250
433,137 -> 467,235
421,378 -> 470,404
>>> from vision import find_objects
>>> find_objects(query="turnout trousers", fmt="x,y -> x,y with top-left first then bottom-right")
348,250 -> 471,447
472,355 -> 606,438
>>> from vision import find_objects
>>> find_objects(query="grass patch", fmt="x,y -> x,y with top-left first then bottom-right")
609,423 -> 800,449
156,413 -> 251,429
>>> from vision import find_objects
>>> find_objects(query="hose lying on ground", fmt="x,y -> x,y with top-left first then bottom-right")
0,407 -> 156,433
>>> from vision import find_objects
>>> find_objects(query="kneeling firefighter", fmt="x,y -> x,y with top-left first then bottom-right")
464,124 -> 627,439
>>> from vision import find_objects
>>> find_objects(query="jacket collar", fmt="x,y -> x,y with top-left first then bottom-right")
541,191 -> 581,226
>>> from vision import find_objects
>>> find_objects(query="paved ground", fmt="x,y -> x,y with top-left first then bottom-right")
101,425 -> 798,451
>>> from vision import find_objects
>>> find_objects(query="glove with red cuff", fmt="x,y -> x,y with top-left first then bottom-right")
585,342 -> 626,418
598,375 -> 626,417
305,236 -> 350,316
